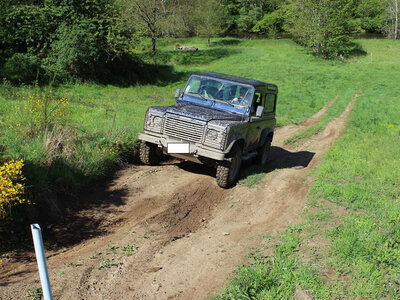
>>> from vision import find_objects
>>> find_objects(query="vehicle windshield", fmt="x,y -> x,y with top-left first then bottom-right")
183,75 -> 253,109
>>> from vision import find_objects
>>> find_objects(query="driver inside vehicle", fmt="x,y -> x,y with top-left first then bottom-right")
232,87 -> 250,106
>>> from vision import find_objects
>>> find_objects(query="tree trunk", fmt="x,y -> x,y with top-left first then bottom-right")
395,0 -> 399,39
208,35 -> 210,47
152,36 -> 156,53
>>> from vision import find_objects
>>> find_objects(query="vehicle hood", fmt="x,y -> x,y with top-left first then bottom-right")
166,102 -> 243,122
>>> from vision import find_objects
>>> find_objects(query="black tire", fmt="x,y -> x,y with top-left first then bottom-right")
139,141 -> 162,165
257,137 -> 271,166
216,145 -> 242,188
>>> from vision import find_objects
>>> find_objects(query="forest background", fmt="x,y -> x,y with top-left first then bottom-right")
1,0 -> 399,85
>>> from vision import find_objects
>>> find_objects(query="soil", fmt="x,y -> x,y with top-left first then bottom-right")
0,93 -> 359,300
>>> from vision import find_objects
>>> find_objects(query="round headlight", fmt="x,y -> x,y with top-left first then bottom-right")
153,116 -> 162,126
207,129 -> 218,140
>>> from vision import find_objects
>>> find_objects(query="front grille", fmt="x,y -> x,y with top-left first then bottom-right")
164,114 -> 205,143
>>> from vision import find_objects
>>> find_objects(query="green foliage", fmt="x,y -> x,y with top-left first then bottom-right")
2,53 -> 40,83
253,8 -> 285,38
0,0 -> 134,84
356,0 -> 387,33
285,0 -> 357,59
118,0 -> 165,53
220,0 -> 281,34
194,0 -> 226,46
47,20 -> 106,80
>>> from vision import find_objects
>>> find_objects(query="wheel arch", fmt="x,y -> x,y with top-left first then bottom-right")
225,138 -> 245,154
260,128 -> 274,145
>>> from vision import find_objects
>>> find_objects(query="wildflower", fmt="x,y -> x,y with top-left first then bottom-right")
0,159 -> 28,219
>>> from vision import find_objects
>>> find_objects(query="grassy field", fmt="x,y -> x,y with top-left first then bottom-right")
214,39 -> 400,298
1,37 -> 399,296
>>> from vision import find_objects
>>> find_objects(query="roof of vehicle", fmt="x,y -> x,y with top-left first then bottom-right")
193,72 -> 278,92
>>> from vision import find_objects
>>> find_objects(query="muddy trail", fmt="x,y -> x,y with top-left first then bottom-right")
0,93 -> 359,300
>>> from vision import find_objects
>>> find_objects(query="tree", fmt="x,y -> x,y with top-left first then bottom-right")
195,0 -> 226,47
253,7 -> 285,37
285,0 -> 356,59
161,0 -> 196,37
356,0 -> 386,33
387,0 -> 399,39
220,0 -> 281,34
236,2 -> 264,33
120,0 -> 169,53
0,0 -> 132,83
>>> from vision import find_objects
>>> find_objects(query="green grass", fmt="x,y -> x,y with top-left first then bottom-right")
215,39 -> 400,298
283,92 -> 357,145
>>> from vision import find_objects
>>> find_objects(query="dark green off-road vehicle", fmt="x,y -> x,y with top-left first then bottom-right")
138,72 -> 278,188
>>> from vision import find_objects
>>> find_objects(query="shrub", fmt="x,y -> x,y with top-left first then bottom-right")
23,88 -> 69,135
285,0 -> 357,59
2,53 -> 40,84
0,159 -> 28,220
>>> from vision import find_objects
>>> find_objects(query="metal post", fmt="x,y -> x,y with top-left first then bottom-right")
30,224 -> 53,300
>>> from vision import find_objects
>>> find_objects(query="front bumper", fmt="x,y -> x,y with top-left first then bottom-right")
138,132 -> 226,161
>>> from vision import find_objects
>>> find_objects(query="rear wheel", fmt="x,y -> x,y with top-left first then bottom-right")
257,137 -> 271,166
216,146 -> 242,188
139,141 -> 162,165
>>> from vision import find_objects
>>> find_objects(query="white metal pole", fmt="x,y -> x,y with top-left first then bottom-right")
30,223 -> 53,300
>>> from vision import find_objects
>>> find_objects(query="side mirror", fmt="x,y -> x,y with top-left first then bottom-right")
175,88 -> 181,100
256,105 -> 264,117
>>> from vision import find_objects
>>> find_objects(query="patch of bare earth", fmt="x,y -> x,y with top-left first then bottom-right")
0,93 -> 359,300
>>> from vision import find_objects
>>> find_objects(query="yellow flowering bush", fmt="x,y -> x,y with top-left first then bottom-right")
0,159 -> 28,220
23,89 -> 69,134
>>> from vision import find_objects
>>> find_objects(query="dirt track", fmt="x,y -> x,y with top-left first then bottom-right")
0,93 -> 359,300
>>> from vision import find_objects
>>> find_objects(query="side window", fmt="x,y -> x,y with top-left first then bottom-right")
264,94 -> 276,113
251,92 -> 263,114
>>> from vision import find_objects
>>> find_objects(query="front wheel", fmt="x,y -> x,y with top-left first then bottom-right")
139,141 -> 162,165
257,137 -> 271,166
216,146 -> 242,188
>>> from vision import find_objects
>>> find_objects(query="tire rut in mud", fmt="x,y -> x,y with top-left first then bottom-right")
143,181 -> 229,244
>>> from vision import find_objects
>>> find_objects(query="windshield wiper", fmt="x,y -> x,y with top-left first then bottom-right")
213,98 -> 234,107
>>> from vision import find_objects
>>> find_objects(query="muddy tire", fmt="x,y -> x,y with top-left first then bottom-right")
257,137 -> 271,166
216,146 -> 242,188
139,141 -> 162,165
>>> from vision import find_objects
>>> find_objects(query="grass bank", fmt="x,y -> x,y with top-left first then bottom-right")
215,39 -> 400,298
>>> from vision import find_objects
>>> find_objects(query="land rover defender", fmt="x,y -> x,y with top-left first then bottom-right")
138,72 -> 278,188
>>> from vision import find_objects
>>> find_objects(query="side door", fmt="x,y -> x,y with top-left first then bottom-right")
259,93 -> 277,146
245,92 -> 265,151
